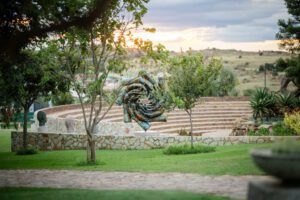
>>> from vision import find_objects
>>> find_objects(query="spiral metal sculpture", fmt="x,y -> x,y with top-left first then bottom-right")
116,71 -> 167,131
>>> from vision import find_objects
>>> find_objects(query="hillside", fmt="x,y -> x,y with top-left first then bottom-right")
122,48 -> 293,95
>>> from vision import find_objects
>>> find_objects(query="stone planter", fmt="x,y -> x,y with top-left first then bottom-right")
249,148 -> 300,200
251,148 -> 300,181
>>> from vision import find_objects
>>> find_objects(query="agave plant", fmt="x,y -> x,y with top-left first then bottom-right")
277,92 -> 297,114
250,88 -> 277,120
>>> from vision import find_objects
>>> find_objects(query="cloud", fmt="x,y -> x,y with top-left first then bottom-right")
143,0 -> 289,43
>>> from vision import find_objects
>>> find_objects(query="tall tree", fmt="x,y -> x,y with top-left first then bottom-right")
48,0 -> 164,163
167,52 -> 222,148
0,0 -> 114,59
276,0 -> 300,54
0,50 -> 66,150
276,0 -> 300,96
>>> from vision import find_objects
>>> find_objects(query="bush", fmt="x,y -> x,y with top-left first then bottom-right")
243,89 -> 255,96
16,148 -> 38,155
272,123 -> 297,136
52,92 -> 74,106
277,93 -> 298,114
178,129 -> 190,136
248,128 -> 270,136
284,112 -> 300,135
163,144 -> 216,155
250,88 -> 277,120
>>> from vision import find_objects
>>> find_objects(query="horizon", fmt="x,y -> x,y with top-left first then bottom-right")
139,0 -> 289,52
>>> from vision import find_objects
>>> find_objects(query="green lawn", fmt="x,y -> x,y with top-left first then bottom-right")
0,130 -> 10,152
0,188 -> 233,200
0,130 -> 267,175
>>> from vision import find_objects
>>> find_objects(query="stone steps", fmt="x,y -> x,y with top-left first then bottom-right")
44,99 -> 251,136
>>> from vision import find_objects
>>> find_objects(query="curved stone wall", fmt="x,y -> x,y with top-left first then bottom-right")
11,131 -> 300,151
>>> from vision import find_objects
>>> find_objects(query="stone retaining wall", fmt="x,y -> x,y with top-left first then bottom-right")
31,116 -> 142,136
11,131 -> 300,152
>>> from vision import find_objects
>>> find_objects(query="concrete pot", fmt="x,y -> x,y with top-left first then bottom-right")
251,148 -> 300,181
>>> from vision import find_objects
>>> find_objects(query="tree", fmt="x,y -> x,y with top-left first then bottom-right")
48,0 -> 162,163
0,0 -> 115,59
167,52 -> 222,147
276,0 -> 300,96
0,50 -> 66,150
276,0 -> 300,54
209,68 -> 238,97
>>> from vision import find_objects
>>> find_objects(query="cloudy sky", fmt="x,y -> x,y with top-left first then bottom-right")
138,0 -> 289,52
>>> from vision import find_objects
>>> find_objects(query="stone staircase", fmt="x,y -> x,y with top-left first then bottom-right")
48,97 -> 252,136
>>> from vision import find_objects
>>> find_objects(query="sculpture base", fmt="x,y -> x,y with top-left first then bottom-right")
37,126 -> 48,133
134,131 -> 160,136
248,180 -> 300,200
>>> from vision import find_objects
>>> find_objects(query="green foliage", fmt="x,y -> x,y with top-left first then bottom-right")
243,89 -> 255,96
258,63 -> 275,72
248,123 -> 297,136
275,58 -> 289,72
277,92 -> 298,113
163,144 -> 216,155
284,112 -> 300,134
0,0 -> 123,57
52,92 -> 74,106
250,88 -> 277,120
276,0 -> 300,54
166,52 -> 222,147
272,123 -> 297,136
168,53 -> 222,111
248,128 -> 270,136
16,148 -> 38,155
212,68 -> 238,96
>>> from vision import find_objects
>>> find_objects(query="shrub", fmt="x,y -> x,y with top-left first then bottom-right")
247,128 -> 270,136
178,129 -> 190,136
163,144 -> 216,155
250,88 -> 277,120
284,112 -> 300,135
16,148 -> 38,155
277,93 -> 297,114
243,89 -> 255,96
272,123 -> 297,136
52,92 -> 74,106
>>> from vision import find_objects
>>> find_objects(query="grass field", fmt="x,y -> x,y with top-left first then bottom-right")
0,188 -> 232,200
0,130 -> 10,152
0,130 -> 266,175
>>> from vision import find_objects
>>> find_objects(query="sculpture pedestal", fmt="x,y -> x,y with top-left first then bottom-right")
134,131 -> 160,136
38,126 -> 48,133
248,180 -> 300,200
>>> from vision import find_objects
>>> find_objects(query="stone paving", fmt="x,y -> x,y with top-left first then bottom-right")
0,170 -> 274,200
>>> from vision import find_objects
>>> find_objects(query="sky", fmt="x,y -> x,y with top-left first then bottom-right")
138,0 -> 289,52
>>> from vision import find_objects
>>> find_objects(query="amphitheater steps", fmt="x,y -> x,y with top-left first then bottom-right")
46,99 -> 252,136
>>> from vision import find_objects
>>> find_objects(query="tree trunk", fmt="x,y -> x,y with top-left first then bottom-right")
23,107 -> 29,149
86,133 -> 96,164
187,109 -> 194,148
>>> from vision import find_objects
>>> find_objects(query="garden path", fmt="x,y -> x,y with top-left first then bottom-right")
0,170 -> 273,199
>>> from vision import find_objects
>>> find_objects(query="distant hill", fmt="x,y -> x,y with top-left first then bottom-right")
123,48 -> 293,95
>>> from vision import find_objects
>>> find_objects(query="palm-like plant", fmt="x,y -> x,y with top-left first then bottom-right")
277,92 -> 297,114
250,88 -> 277,120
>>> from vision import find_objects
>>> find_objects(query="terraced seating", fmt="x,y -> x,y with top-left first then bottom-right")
45,97 -> 252,136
